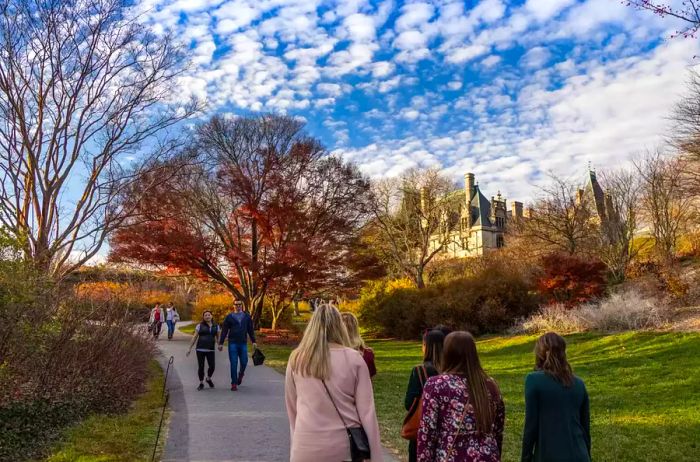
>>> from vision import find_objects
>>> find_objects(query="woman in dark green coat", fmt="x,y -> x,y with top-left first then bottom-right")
404,329 -> 445,462
522,332 -> 591,462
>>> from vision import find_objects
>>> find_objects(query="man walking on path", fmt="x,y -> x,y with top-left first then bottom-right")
218,301 -> 257,391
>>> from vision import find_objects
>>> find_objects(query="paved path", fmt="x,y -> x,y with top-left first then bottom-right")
157,323 -> 399,462
157,323 -> 290,462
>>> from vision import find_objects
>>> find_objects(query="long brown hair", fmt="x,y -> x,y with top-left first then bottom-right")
441,331 -> 495,433
535,332 -> 574,387
423,329 -> 445,370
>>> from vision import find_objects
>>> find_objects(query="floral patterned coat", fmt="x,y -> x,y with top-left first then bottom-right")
417,374 -> 505,462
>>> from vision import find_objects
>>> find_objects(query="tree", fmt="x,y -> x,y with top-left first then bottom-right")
536,253 -> 607,308
626,1 -> 700,38
110,115 -> 371,324
635,150 -> 695,262
671,70 -> 700,195
368,168 -> 460,289
0,0 -> 198,280
596,168 -> 645,283
516,175 -> 597,256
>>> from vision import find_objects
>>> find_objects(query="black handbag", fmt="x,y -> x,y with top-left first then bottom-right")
322,381 -> 371,462
252,347 -> 265,366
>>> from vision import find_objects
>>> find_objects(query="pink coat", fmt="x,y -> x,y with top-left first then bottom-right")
285,346 -> 384,462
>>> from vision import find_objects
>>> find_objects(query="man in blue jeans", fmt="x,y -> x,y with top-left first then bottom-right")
218,301 -> 257,391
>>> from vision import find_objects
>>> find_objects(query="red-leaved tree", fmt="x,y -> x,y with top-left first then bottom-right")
536,253 -> 607,308
110,115 -> 371,325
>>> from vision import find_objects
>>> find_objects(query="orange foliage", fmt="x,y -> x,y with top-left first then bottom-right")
536,253 -> 607,307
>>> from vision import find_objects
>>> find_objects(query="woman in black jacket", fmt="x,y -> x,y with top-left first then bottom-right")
403,329 -> 445,462
187,311 -> 220,391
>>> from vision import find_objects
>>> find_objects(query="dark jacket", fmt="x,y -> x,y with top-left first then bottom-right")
521,370 -> 591,462
219,311 -> 256,345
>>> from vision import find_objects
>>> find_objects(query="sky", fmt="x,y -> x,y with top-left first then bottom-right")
133,0 -> 700,204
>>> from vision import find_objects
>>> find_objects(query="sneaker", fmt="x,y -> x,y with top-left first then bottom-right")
230,383 -> 238,391
206,378 -> 214,388
237,371 -> 245,385
197,383 -> 204,391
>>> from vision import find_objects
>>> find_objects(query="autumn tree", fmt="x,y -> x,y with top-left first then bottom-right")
110,115 -> 371,324
536,252 -> 607,307
368,168 -> 460,289
635,150 -> 695,262
596,168 -> 645,282
516,175 -> 597,256
0,0 -> 198,280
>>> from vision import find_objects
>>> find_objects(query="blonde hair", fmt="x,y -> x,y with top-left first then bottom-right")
341,312 -> 366,351
289,303 -> 351,380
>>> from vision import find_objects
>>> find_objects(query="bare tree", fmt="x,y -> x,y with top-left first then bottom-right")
597,168 -> 646,282
671,70 -> 700,195
369,168 -> 460,288
517,174 -> 597,256
0,0 -> 198,280
635,150 -> 695,262
626,1 -> 700,37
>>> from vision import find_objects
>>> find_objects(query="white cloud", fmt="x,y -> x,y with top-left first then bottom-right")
446,44 -> 489,64
520,46 -> 550,68
525,0 -> 575,22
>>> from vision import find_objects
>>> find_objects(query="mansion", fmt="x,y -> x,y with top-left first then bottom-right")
430,169 -> 608,258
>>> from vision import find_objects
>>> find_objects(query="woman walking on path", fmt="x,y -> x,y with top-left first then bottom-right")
285,303 -> 383,462
186,311 -> 219,390
149,303 -> 165,339
342,312 -> 376,378
521,332 -> 591,462
417,331 -> 505,462
165,302 -> 180,340
404,329 -> 445,462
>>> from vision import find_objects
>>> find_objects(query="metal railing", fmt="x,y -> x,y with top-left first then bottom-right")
152,355 -> 174,462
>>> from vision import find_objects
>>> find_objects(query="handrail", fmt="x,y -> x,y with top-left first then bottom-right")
152,355 -> 174,462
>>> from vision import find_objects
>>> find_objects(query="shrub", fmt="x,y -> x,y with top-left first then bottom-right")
191,292 -> 233,324
536,253 -> 607,307
519,290 -> 672,334
360,261 -> 538,339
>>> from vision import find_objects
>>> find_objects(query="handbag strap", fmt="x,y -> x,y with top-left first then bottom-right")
322,380 -> 349,430
445,377 -> 470,459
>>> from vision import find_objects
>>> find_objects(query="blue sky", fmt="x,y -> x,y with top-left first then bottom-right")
135,0 -> 699,203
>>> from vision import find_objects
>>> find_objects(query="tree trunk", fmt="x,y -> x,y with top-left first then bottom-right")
293,299 -> 300,316
415,268 -> 426,289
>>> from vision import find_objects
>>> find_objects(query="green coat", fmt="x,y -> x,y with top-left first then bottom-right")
521,371 -> 591,462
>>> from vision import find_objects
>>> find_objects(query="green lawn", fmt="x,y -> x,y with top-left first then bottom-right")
42,361 -> 168,462
260,332 -> 700,462
178,323 -> 196,335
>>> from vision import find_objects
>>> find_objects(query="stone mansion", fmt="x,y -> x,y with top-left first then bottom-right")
430,169 -> 607,258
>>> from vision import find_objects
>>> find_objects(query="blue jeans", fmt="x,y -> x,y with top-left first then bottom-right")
166,320 -> 175,338
227,343 -> 248,384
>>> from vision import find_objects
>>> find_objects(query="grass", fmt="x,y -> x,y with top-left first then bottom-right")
42,361 -> 168,462
259,332 -> 700,462
178,323 -> 196,335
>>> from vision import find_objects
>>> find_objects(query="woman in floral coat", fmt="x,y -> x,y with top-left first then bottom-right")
417,331 -> 505,462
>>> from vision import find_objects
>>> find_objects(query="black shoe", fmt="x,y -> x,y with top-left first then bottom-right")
197,383 -> 204,391
206,378 -> 214,388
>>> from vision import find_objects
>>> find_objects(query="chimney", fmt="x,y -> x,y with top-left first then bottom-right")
524,206 -> 534,218
576,188 -> 585,206
419,187 -> 428,212
465,173 -> 475,201
511,201 -> 523,219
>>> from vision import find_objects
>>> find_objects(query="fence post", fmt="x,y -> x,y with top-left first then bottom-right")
151,390 -> 170,462
162,356 -> 174,397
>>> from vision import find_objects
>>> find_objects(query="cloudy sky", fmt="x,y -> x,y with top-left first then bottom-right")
136,0 -> 700,202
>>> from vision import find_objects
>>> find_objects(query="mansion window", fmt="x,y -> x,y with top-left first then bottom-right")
461,237 -> 469,250
496,234 -> 505,248
495,216 -> 505,228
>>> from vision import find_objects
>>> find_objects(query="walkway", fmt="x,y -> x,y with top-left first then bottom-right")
157,323 -> 398,462
157,322 -> 289,462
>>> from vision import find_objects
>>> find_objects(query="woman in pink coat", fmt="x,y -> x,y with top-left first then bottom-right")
285,303 -> 383,462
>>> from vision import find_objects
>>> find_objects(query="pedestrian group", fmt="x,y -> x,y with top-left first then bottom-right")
157,299 -> 591,462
